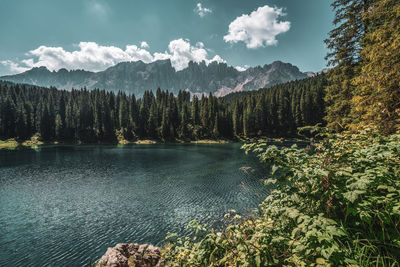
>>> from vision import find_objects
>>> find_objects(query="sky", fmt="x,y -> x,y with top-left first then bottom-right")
0,0 -> 334,76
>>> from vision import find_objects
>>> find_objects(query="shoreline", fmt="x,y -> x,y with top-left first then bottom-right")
0,138 -> 234,150
0,137 -> 309,150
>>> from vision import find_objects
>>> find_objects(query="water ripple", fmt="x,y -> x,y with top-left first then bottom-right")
0,144 -> 269,266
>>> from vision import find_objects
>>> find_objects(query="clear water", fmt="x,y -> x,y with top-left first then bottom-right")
0,144 -> 268,266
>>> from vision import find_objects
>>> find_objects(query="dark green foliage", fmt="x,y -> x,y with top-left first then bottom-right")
324,0 -> 377,131
0,74 -> 327,142
162,130 -> 400,266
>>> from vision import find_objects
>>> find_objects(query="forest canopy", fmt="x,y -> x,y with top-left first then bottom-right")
0,74 -> 327,142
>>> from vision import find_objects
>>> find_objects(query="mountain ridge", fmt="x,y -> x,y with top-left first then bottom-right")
0,60 -> 308,97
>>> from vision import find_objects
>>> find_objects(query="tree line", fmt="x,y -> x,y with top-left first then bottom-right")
0,74 -> 327,142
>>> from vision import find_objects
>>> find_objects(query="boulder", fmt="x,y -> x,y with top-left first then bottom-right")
96,243 -> 163,267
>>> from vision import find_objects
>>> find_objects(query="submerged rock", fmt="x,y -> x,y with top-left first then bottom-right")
239,166 -> 252,173
96,243 -> 164,267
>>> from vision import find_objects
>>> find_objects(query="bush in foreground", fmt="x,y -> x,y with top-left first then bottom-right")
161,129 -> 400,266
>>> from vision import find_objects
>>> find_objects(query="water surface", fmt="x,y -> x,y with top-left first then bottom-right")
0,144 -> 268,266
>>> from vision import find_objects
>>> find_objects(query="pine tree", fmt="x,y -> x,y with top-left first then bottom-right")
200,95 -> 209,130
148,98 -> 158,138
232,100 -> 241,137
352,0 -> 400,133
55,114 -> 63,140
324,0 -> 375,131
179,102 -> 190,139
119,95 -> 129,130
160,106 -> 169,140
40,104 -> 52,140
191,96 -> 199,126
213,113 -> 219,139
129,95 -> 138,137
3,98 -> 17,138
15,103 -> 28,140
254,96 -> 266,136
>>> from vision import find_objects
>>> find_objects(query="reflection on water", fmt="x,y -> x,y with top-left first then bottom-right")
0,144 -> 268,266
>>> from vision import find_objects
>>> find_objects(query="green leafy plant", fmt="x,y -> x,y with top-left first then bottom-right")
161,129 -> 400,266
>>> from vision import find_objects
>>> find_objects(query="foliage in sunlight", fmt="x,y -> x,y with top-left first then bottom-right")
161,129 -> 400,266
352,0 -> 400,134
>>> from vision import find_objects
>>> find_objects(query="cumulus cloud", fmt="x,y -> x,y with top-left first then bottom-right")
15,42 -> 153,72
2,39 -> 225,73
224,5 -> 290,49
195,3 -> 212,17
140,41 -> 149,48
154,38 -> 225,71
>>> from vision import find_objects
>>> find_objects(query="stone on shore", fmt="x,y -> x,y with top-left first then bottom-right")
96,243 -> 163,267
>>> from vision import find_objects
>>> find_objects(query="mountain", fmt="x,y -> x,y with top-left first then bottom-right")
305,68 -> 330,77
0,60 -> 308,97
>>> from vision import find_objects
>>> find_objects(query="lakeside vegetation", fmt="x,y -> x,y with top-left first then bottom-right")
0,139 -> 18,149
0,135 -> 44,150
161,130 -> 400,266
158,0 -> 400,266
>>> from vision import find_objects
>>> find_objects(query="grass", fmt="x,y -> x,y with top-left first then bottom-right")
190,139 -> 229,144
0,139 -> 19,150
134,139 -> 158,144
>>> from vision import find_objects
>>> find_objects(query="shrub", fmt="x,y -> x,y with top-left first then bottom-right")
162,129 -> 400,266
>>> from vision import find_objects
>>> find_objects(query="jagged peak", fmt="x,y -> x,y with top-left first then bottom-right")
110,59 -> 173,69
0,59 -> 307,97
29,66 -> 50,72
271,60 -> 284,65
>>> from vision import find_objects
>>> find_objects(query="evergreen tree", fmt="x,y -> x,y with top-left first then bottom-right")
324,0 -> 375,131
213,113 -> 219,139
148,98 -> 158,138
15,103 -> 28,140
160,106 -> 169,140
352,0 -> 400,133
232,100 -> 241,137
55,114 -> 63,140
191,96 -> 199,126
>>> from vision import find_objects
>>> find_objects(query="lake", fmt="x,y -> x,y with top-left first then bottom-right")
0,144 -> 268,266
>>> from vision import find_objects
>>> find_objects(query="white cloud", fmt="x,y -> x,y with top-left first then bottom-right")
223,5 -> 290,49
20,42 -> 153,72
140,41 -> 149,48
2,39 -> 225,73
154,38 -> 225,71
210,55 -> 226,64
195,3 -> 212,18
234,64 -> 250,72
0,60 -> 29,73
235,66 -> 246,72
163,39 -> 207,70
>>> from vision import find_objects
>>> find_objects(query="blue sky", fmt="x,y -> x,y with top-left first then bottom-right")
0,0 -> 333,76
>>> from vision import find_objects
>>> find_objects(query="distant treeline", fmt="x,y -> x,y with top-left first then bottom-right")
0,74 -> 326,142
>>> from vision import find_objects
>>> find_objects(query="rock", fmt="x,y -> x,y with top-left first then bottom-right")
1,60 -> 308,97
96,243 -> 164,267
239,166 -> 252,173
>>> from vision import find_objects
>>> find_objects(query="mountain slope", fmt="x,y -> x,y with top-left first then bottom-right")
0,60 -> 308,96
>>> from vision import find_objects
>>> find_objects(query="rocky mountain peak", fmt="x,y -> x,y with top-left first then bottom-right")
1,60 -> 309,97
